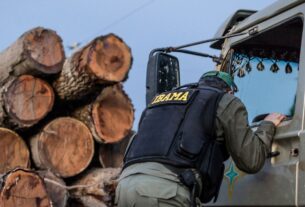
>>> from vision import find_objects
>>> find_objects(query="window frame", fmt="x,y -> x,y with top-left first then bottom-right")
230,51 -> 299,124
221,12 -> 305,137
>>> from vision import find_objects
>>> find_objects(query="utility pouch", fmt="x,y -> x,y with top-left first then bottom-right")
177,133 -> 206,159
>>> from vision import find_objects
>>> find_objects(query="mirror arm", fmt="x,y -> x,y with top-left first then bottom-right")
149,48 -> 222,64
171,49 -> 222,64
168,31 -> 248,51
149,48 -> 168,57
149,31 -> 248,61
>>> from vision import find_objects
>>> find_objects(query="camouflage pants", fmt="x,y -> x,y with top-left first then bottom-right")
115,174 -> 191,207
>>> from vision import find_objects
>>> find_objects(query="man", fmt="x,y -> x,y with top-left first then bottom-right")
115,71 -> 285,207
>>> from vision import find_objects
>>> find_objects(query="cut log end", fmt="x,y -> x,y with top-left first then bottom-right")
0,128 -> 30,174
33,117 -> 94,178
86,34 -> 132,82
52,33 -> 131,101
92,84 -> 134,143
3,75 -> 54,127
0,169 -> 52,207
24,27 -> 65,73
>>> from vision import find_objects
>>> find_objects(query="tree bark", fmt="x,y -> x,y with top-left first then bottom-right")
99,131 -> 134,168
0,128 -> 30,174
73,84 -> 134,143
30,117 -> 95,178
0,27 -> 65,84
53,33 -> 132,100
69,168 -> 121,207
0,75 -> 55,129
37,170 -> 68,207
0,168 -> 52,207
67,200 -> 85,207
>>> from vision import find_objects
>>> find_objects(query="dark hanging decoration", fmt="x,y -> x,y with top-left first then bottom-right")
233,53 -> 242,65
280,51 -> 288,61
271,51 -> 277,60
290,51 -> 298,63
257,60 -> 265,71
237,68 -> 245,78
270,61 -> 280,73
285,63 -> 293,73
245,62 -> 252,73
259,49 -> 266,58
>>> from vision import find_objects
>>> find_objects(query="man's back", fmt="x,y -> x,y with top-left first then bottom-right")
115,71 -> 285,207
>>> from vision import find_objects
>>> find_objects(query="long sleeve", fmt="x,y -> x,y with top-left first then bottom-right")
216,94 -> 276,174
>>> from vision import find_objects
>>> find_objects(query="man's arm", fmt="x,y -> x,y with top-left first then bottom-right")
217,95 -> 284,174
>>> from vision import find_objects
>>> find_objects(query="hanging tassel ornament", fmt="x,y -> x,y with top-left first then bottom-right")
257,60 -> 265,71
270,61 -> 280,73
245,62 -> 252,73
285,63 -> 293,73
237,68 -> 245,78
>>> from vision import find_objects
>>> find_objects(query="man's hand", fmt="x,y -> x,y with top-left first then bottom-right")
264,113 -> 286,127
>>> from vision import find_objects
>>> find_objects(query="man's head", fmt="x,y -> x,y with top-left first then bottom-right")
199,71 -> 238,94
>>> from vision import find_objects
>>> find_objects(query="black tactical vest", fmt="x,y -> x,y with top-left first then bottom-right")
124,85 -> 229,202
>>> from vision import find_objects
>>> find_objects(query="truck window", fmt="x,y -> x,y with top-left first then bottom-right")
228,17 -> 303,122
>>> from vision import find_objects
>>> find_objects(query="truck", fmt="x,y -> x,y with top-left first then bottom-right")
145,0 -> 305,205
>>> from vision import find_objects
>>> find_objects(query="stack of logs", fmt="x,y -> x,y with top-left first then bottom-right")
0,27 -> 135,207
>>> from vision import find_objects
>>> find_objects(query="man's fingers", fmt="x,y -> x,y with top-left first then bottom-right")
264,113 -> 286,126
277,114 -> 286,121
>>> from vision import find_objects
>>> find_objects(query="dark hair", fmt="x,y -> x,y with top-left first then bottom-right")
199,76 -> 230,91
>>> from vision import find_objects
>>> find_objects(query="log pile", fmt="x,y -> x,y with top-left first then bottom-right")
0,27 -> 135,207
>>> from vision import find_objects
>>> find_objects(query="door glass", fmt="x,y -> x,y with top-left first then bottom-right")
226,17 -> 302,122
231,53 -> 298,122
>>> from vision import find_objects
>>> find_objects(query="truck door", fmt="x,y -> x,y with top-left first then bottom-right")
213,8 -> 305,206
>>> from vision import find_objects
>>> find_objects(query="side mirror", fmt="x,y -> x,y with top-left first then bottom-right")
146,52 -> 180,105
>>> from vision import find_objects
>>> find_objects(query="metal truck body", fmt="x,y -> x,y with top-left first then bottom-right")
211,0 -> 305,205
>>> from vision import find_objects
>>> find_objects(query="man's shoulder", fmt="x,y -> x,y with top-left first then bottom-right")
219,93 -> 244,106
217,93 -> 245,115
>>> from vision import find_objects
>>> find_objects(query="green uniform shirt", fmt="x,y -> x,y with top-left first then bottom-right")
120,93 -> 276,181
216,93 -> 275,173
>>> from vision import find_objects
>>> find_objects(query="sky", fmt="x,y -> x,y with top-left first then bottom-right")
0,0 -> 277,127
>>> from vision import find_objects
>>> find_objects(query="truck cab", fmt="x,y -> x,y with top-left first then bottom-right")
211,0 -> 305,205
